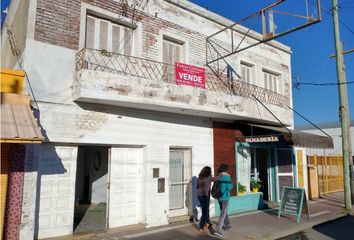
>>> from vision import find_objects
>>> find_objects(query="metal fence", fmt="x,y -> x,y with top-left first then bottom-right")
76,48 -> 290,107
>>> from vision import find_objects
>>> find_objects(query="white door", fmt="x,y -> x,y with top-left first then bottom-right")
109,147 -> 142,228
169,149 -> 191,217
37,146 -> 77,239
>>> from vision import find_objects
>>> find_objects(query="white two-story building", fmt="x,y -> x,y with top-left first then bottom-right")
1,0 -> 332,239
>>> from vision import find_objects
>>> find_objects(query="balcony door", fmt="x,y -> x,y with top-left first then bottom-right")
85,15 -> 133,54
85,15 -> 134,73
163,37 -> 184,83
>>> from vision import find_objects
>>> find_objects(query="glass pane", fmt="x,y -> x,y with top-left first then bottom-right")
236,144 -> 251,191
86,17 -> 95,49
169,151 -> 184,209
123,28 -> 133,55
99,20 -> 109,50
112,25 -> 120,53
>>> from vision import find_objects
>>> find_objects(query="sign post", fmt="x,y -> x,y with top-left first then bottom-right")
278,187 -> 310,223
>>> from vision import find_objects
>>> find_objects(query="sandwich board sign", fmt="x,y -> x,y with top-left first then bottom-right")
278,187 -> 310,223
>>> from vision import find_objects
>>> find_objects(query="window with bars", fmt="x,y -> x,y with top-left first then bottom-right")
85,15 -> 133,55
263,70 -> 283,94
163,37 -> 184,82
241,62 -> 254,84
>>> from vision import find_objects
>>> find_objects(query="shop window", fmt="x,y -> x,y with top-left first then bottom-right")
85,15 -> 134,55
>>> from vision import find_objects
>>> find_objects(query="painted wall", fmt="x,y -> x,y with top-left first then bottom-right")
213,122 -> 237,195
33,102 -> 213,236
23,39 -> 76,104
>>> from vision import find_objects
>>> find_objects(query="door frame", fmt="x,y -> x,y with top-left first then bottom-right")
235,142 -> 277,202
168,147 -> 192,218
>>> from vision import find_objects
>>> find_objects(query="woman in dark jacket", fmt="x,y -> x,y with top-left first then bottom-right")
197,166 -> 214,232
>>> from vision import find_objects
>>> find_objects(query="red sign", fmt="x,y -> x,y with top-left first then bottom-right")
175,62 -> 206,89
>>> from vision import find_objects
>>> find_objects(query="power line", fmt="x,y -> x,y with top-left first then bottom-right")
7,29 -> 40,110
293,80 -> 354,88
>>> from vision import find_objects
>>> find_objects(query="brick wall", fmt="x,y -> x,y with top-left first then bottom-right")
213,122 -> 236,196
34,0 -> 207,66
35,0 -> 81,50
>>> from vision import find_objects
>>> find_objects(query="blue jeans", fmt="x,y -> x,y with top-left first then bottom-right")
198,196 -> 211,229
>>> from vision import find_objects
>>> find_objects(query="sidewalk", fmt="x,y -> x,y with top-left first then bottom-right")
46,193 -> 351,240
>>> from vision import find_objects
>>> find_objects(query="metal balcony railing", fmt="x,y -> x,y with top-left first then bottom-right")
76,48 -> 290,107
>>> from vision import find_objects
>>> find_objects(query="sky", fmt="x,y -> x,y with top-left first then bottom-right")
189,0 -> 354,126
1,0 -> 10,28
1,0 -> 353,126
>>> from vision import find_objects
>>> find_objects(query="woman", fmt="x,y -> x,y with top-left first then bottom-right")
197,166 -> 214,233
214,163 -> 233,238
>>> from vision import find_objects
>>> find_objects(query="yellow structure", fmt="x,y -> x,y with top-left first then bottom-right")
1,68 -> 31,238
0,68 -> 25,94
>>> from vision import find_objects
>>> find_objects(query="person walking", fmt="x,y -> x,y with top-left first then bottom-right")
197,166 -> 214,233
214,163 -> 233,237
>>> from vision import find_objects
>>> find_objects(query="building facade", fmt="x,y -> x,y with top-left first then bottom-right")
1,0 -> 303,239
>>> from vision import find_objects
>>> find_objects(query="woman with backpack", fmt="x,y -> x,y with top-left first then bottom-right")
214,163 -> 233,237
197,166 -> 215,233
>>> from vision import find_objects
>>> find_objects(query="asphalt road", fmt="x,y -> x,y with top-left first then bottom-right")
278,215 -> 354,240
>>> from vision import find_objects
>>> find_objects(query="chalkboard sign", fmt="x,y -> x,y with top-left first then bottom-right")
278,187 -> 310,223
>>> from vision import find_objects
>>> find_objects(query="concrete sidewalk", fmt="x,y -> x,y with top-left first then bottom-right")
46,193 -> 351,240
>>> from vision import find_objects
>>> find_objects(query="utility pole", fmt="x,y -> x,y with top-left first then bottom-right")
332,0 -> 352,211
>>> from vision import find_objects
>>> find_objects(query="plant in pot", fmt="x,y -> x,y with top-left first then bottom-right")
238,182 -> 247,195
250,178 -> 261,193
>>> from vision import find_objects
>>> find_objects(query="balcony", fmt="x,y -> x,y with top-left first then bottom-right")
74,48 -> 292,124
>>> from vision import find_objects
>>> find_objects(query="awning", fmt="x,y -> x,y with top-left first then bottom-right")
248,124 -> 334,149
1,93 -> 44,144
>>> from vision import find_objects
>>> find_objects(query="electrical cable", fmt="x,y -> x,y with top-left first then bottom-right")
6,29 -> 40,111
294,80 -> 354,87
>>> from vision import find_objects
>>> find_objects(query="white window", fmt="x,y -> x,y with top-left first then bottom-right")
241,62 -> 254,84
85,15 -> 134,55
263,70 -> 283,94
163,37 -> 184,82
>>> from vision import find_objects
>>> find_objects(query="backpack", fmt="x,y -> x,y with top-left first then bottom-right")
211,180 -> 230,199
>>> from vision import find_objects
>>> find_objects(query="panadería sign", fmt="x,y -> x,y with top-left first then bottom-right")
245,135 -> 279,143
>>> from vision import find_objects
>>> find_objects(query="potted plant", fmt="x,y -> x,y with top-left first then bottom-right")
238,182 -> 247,195
250,178 -> 261,193
100,49 -> 112,57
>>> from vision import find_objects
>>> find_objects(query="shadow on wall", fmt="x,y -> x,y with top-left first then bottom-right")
33,144 -> 67,239
186,176 -> 200,222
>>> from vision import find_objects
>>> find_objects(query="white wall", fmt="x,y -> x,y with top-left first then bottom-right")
36,101 -> 213,231
23,39 -> 76,104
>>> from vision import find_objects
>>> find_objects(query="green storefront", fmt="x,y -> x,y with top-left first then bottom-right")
214,122 -> 333,215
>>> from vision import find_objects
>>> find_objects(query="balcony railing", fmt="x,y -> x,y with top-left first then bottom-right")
76,48 -> 290,107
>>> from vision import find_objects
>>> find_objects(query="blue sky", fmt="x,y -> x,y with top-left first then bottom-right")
189,0 -> 354,126
1,0 -> 11,28
1,0 -> 353,126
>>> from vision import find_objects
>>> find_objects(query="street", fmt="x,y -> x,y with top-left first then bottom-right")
279,216 -> 354,240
